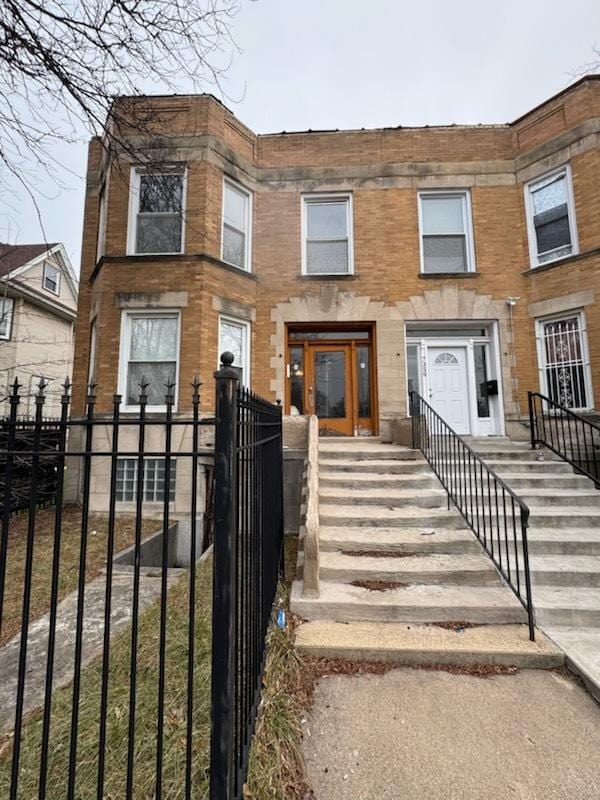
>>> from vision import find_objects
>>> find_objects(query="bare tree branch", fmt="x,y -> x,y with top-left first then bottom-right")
0,0 -> 245,223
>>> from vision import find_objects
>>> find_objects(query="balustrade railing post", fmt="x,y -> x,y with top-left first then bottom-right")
528,392 -> 536,450
210,352 -> 240,800
520,507 -> 535,641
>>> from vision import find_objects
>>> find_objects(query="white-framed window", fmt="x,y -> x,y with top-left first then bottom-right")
221,178 -> 252,271
43,263 -> 61,294
116,458 -> 177,503
88,319 -> 98,386
127,165 -> 186,255
118,311 -> 180,411
418,191 -> 475,274
0,297 -> 14,340
301,193 -> 353,276
218,316 -> 250,386
536,311 -> 592,410
525,165 -> 578,268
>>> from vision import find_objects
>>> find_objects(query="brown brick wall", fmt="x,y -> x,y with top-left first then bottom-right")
72,77 -> 600,422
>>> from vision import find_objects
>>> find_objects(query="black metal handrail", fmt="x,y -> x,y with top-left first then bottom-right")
410,392 -> 535,640
529,391 -> 600,485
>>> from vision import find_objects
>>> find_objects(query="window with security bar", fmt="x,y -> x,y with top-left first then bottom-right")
115,458 -> 177,503
539,313 -> 591,409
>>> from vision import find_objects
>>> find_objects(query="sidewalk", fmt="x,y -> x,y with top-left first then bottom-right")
303,667 -> 600,799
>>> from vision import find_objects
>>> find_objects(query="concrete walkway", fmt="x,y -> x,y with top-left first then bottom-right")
0,570 -> 177,733
303,668 -> 600,800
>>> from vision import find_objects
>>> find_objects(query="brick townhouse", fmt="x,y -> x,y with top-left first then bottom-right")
69,76 -> 600,508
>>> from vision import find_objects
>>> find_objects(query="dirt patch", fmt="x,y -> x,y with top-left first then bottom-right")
415,662 -> 520,678
350,579 -> 407,591
427,620 -> 482,631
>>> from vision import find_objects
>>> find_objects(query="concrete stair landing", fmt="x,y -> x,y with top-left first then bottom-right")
292,437 -> 560,669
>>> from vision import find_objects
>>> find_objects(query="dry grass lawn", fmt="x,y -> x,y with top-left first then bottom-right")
1,505 -> 158,646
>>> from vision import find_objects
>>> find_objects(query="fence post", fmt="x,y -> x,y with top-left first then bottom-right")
210,352 -> 239,800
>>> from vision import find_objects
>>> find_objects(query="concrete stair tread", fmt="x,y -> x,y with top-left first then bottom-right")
319,525 -> 481,553
469,459 -> 572,469
318,443 -> 414,452
295,620 -> 563,668
320,471 -> 435,482
319,455 -> 426,465
525,528 -> 600,541
319,487 -> 446,500
291,580 -> 527,624
320,504 -> 460,519
533,586 -> 600,610
507,489 -> 600,498
319,551 -> 494,577
492,474 -> 590,486
530,555 -> 600,571
319,551 -> 500,586
528,506 -> 600,516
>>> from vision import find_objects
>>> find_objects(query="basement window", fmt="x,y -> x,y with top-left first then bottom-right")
302,194 -> 353,275
116,458 -> 177,503
128,166 -> 185,255
525,166 -> 578,267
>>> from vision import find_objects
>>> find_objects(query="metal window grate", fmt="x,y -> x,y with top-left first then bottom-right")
540,315 -> 589,409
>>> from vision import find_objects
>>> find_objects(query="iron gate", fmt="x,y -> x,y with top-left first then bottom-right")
0,353 -> 284,799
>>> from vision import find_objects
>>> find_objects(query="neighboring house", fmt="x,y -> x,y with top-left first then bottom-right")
69,76 -> 600,508
0,243 -> 78,417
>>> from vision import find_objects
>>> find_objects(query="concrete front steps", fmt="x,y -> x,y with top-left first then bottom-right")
291,437 -> 559,667
467,438 -> 600,629
465,437 -> 600,696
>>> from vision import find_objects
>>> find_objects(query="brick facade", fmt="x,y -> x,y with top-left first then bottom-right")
72,77 -> 600,441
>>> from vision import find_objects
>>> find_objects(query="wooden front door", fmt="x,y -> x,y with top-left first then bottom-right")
286,325 -> 377,436
307,345 -> 353,435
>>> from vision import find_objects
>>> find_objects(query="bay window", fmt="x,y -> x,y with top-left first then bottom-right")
128,166 -> 185,255
119,312 -> 180,410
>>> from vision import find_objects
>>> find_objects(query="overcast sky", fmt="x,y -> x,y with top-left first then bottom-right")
3,0 -> 599,272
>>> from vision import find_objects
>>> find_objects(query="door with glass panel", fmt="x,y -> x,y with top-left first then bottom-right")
287,327 -> 376,436
307,345 -> 353,435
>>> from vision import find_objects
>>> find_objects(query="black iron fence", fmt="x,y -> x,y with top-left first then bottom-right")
0,354 -> 284,800
210,354 -> 284,799
410,391 -> 535,640
529,391 -> 600,484
0,417 -> 61,513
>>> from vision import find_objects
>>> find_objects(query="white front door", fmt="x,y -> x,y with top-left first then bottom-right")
427,346 -> 470,434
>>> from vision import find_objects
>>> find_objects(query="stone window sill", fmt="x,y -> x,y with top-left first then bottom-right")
418,272 -> 479,279
522,247 -> 600,276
